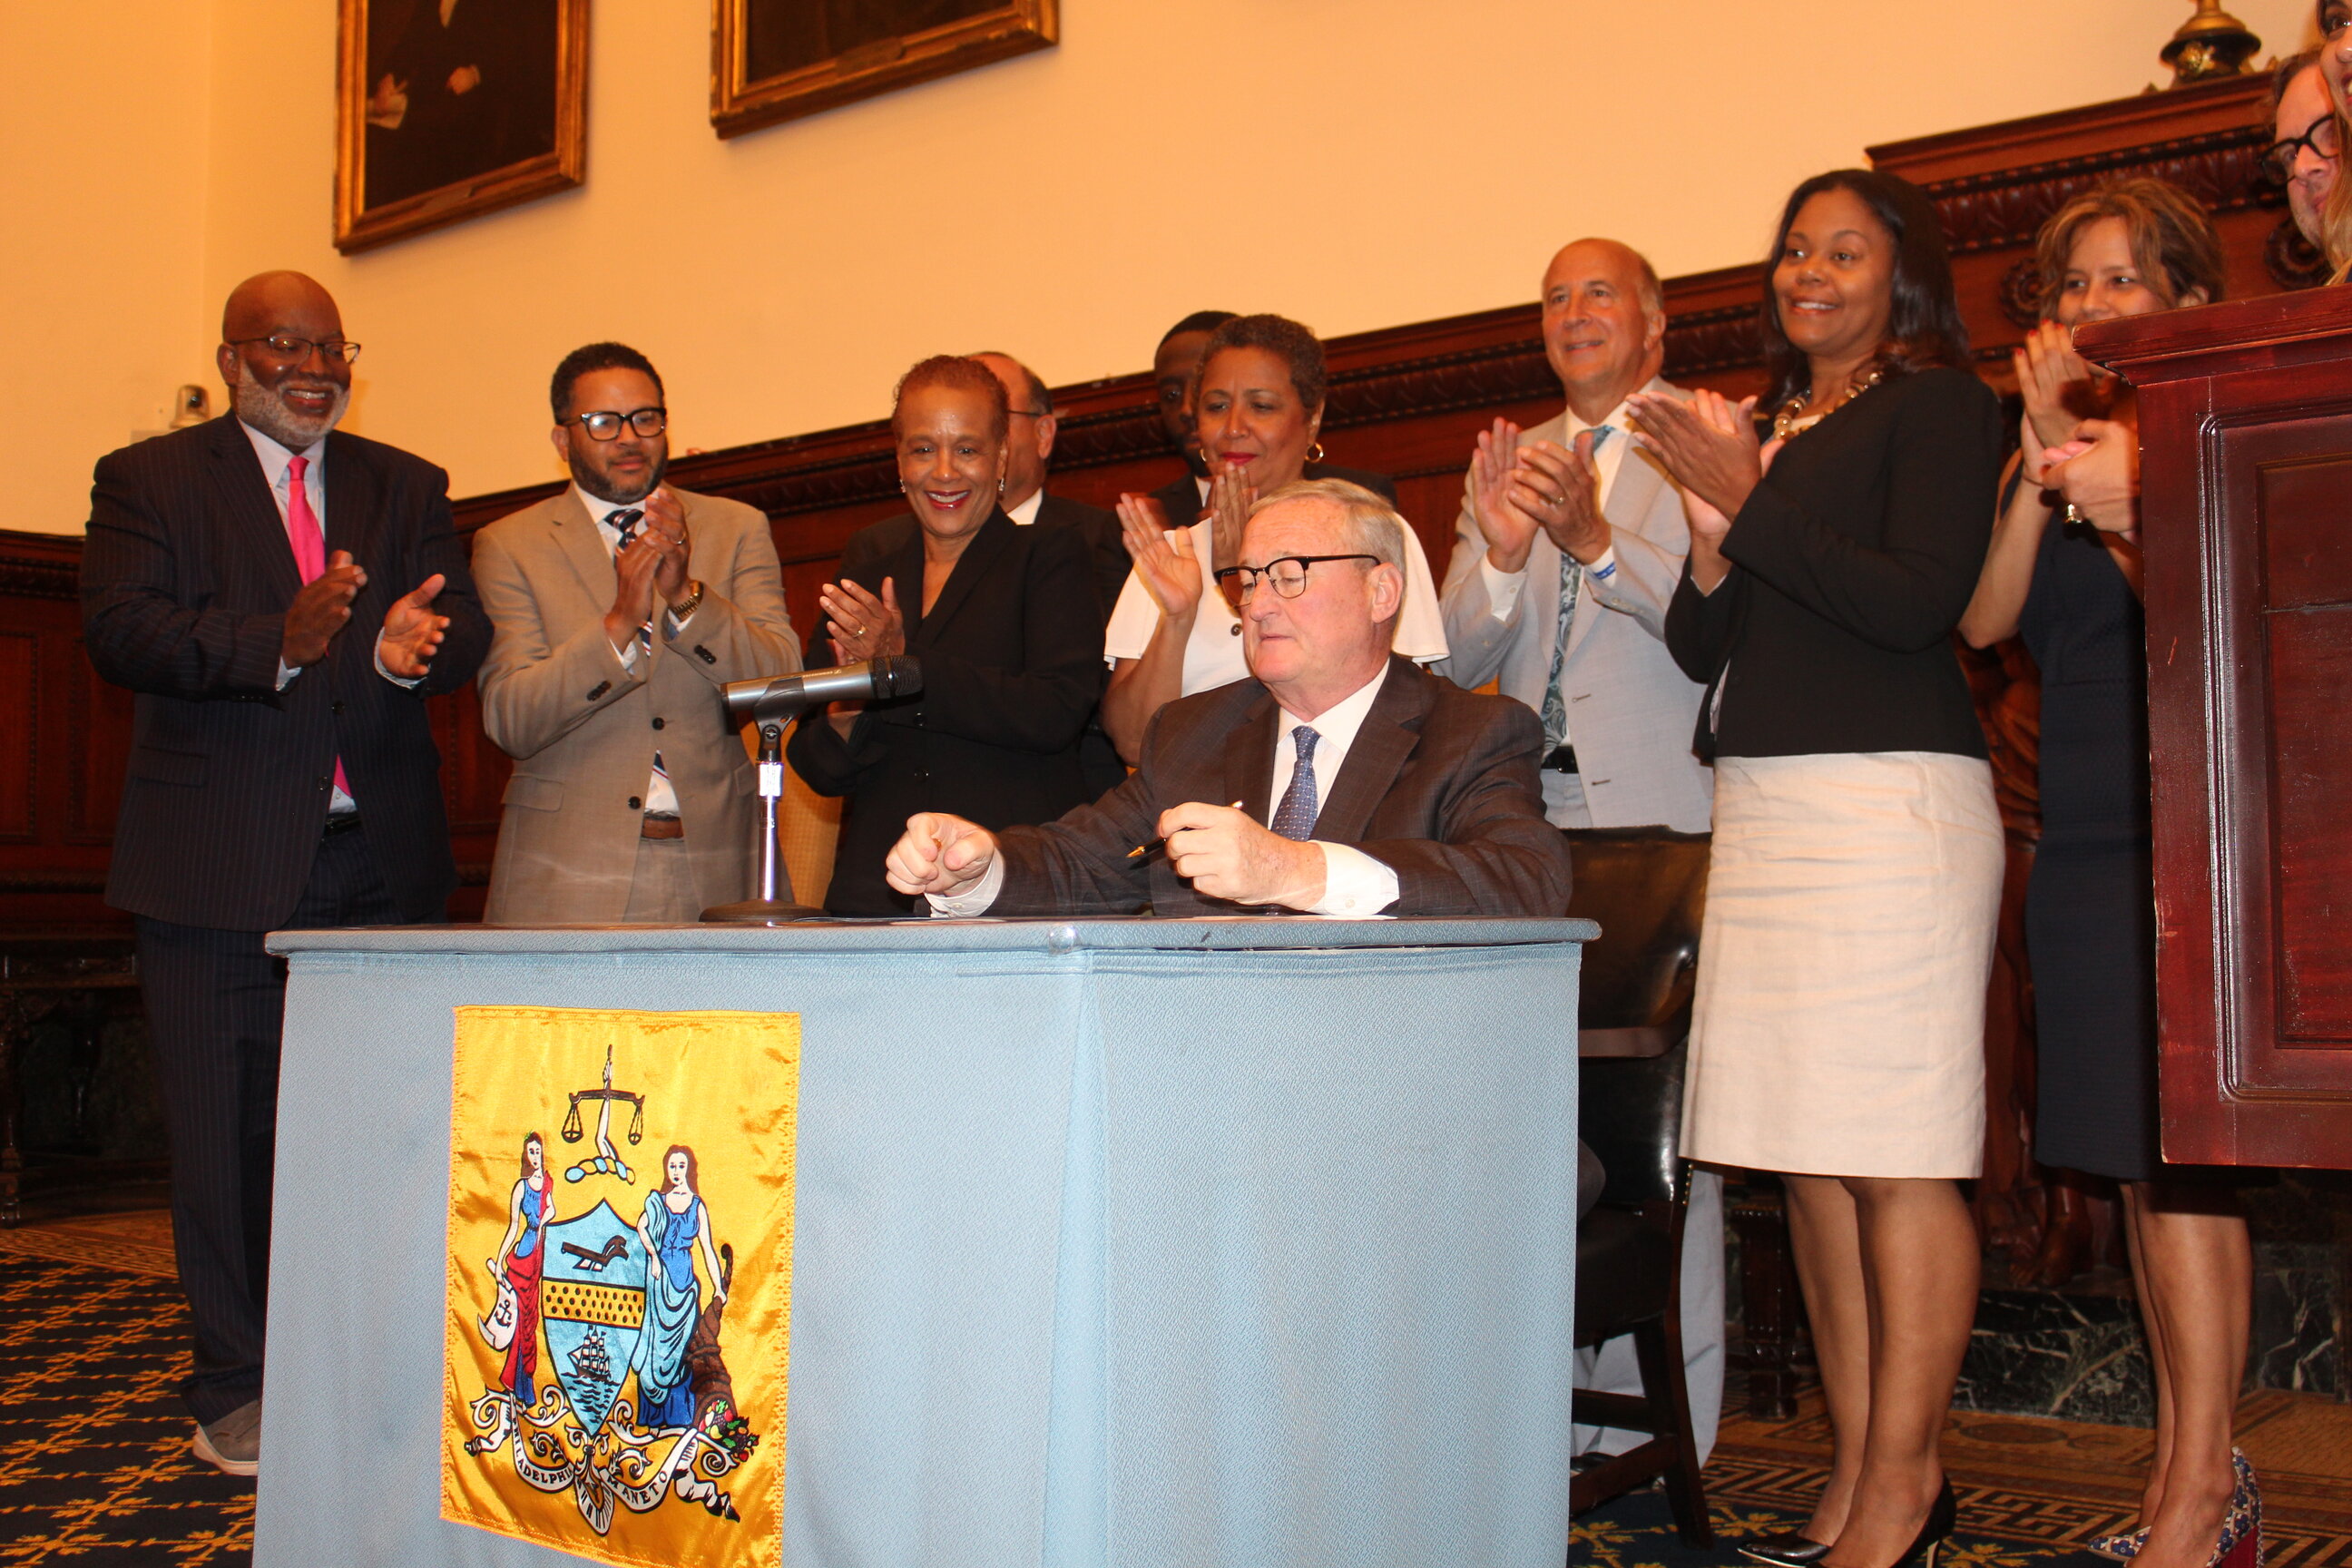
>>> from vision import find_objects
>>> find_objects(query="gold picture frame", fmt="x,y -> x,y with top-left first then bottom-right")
711,0 -> 1056,140
335,0 -> 588,255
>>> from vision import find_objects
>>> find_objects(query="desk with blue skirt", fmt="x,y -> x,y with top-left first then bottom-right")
253,916 -> 1592,1567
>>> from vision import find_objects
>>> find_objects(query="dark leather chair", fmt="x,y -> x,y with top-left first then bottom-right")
1565,827 -> 1713,1545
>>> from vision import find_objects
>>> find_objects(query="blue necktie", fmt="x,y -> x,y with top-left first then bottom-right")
1538,426 -> 1611,753
1270,726 -> 1321,841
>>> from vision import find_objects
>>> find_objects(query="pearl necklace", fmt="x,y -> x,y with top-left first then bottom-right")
1771,368 -> 1884,443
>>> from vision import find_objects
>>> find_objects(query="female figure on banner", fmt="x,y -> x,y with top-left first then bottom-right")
487,1130 -> 555,1404
1967,181 -> 2263,1568
1632,169 -> 2002,1568
633,1143 -> 727,1429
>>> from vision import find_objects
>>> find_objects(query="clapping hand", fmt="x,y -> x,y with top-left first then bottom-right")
378,573 -> 450,679
819,577 -> 906,664
640,486 -> 694,610
283,550 -> 367,668
1205,466 -> 1254,574
2043,419 -> 2141,539
1467,418 -> 1541,572
1116,493 -> 1206,622
1628,388 -> 1764,524
2016,320 -> 2105,460
1514,433 -> 1611,564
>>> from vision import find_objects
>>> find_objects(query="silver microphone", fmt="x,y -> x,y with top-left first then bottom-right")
720,657 -> 921,728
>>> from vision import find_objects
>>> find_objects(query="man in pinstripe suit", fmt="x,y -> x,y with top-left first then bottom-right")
80,272 -> 490,1476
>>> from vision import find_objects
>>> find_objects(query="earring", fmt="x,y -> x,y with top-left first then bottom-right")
998,475 -> 1006,493
1307,440 -> 1326,464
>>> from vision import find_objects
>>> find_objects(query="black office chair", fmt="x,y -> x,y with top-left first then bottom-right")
1564,826 -> 1713,1546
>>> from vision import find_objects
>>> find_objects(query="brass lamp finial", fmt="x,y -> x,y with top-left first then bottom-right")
2163,0 -> 2261,83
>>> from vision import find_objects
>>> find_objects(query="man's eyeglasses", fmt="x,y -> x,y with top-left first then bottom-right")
1210,554 -> 1379,601
2262,113 -> 2340,183
227,334 -> 362,366
567,407 -> 668,441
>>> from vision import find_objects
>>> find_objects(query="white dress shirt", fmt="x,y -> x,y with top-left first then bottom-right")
1004,488 -> 1044,526
927,663 -> 1401,917
576,483 -> 697,817
244,421 -> 414,813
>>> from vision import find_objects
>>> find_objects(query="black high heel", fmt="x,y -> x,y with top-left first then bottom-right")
1740,1534 -> 1832,1567
1895,1478 -> 1959,1568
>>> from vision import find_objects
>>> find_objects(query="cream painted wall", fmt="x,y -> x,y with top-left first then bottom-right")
14,0 -> 2320,534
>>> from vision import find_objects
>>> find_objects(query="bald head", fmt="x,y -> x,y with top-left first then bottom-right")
217,271 -> 352,450
971,351 -> 1055,510
1539,238 -> 1666,423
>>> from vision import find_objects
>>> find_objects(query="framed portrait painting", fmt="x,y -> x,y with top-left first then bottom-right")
335,0 -> 588,254
711,0 -> 1056,139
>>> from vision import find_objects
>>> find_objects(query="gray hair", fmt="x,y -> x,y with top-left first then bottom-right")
1249,477 -> 1406,569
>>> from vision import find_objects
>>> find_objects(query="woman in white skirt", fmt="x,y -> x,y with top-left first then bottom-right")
1630,170 -> 2004,1568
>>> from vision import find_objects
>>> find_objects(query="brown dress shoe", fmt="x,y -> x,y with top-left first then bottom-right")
191,1397 -> 261,1477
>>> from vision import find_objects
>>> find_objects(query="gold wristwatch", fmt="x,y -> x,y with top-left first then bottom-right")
666,580 -> 705,625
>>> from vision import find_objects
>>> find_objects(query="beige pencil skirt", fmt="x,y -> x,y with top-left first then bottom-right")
1680,751 -> 2003,1180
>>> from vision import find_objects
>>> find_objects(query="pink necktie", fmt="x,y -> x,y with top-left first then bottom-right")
285,457 -> 353,803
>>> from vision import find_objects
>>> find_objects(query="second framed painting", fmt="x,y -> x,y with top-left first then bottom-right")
711,0 -> 1057,138
335,0 -> 588,253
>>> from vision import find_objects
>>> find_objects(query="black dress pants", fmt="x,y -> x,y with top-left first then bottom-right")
134,823 -> 404,1424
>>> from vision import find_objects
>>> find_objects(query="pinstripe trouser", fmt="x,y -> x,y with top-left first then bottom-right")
133,824 -> 403,1425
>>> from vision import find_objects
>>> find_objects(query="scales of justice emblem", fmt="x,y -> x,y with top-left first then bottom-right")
460,1045 -> 760,1536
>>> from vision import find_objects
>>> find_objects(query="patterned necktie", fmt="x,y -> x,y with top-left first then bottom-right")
606,507 -> 667,802
1538,426 -> 1611,754
285,456 -> 352,802
1269,726 -> 1321,841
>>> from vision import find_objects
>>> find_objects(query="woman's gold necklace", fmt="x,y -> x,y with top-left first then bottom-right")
1772,368 -> 1884,443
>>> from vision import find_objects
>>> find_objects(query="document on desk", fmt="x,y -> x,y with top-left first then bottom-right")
437,1006 -> 799,1568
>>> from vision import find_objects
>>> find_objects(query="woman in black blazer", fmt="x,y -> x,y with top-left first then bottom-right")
787,356 -> 1104,915
1632,171 -> 2004,1568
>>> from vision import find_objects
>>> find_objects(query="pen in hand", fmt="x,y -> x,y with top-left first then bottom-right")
1128,801 -> 1248,861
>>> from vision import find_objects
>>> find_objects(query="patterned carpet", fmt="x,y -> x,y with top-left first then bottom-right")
0,1214 -> 252,1566
1583,1387 -> 2352,1568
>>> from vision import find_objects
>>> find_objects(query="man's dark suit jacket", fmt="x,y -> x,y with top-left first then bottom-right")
788,507 -> 1106,915
1143,462 -> 1398,532
1033,491 -> 1130,616
990,654 -> 1572,917
81,416 -> 492,930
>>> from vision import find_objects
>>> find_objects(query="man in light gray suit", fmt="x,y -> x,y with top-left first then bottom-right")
1436,238 -> 1721,1468
474,342 -> 801,924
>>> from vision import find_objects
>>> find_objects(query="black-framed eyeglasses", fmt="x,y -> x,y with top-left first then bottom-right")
567,407 -> 668,441
2262,113 -> 2341,183
1211,554 -> 1379,601
227,334 -> 362,366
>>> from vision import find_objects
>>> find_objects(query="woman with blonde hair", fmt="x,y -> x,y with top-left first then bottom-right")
1963,178 -> 2261,1568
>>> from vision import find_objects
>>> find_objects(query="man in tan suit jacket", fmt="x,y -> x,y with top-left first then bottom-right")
474,343 -> 799,923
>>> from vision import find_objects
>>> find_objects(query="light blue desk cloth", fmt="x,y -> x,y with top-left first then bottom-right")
254,917 -> 1591,1568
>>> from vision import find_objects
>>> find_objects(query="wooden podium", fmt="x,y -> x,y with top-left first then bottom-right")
2079,288 -> 2352,1170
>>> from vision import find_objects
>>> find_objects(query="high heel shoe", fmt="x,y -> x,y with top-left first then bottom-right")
1738,1534 -> 1832,1567
2208,1449 -> 2262,1568
2086,1526 -> 2151,1561
1745,1479 -> 1956,1568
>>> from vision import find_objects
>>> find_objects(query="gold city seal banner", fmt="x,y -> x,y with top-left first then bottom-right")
441,1007 -> 799,1568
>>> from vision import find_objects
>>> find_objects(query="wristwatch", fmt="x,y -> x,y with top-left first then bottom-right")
666,580 -> 705,625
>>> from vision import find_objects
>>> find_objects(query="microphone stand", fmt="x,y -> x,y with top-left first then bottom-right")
701,720 -> 827,923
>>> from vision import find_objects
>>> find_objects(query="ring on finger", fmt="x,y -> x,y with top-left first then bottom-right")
1549,494 -> 1568,506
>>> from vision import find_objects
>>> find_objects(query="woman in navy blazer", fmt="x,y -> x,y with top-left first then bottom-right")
787,356 -> 1105,915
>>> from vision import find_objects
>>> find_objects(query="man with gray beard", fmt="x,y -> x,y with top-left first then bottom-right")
81,270 -> 489,1477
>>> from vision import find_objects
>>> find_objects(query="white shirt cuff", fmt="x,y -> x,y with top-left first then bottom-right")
925,854 -> 1006,916
1579,544 -> 1621,583
613,634 -> 644,671
1477,553 -> 1526,622
276,659 -> 299,691
1306,842 -> 1398,916
373,630 -> 424,688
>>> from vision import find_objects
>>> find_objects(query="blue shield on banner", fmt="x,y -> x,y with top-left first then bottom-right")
539,1200 -> 645,1435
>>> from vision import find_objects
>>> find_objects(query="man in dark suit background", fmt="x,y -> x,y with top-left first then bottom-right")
80,271 -> 490,1476
885,479 -> 1570,918
972,351 -> 1128,799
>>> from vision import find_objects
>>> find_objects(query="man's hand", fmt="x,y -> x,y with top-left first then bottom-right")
379,573 -> 450,679
642,486 -> 695,609
884,812 -> 1000,898
447,64 -> 481,95
1468,418 -> 1539,573
1160,801 -> 1325,909
1514,432 -> 1611,564
283,550 -> 367,668
603,526 -> 662,653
